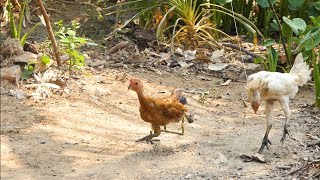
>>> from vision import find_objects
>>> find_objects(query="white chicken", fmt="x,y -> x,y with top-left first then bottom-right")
246,53 -> 311,153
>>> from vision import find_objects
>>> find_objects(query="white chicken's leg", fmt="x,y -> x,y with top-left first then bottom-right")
258,100 -> 274,153
279,96 -> 291,143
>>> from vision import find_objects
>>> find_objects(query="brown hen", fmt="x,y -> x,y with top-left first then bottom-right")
128,79 -> 191,144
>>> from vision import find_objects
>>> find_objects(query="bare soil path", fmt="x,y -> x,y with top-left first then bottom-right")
1,69 -> 318,179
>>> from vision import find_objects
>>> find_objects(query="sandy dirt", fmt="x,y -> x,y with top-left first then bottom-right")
1,68 -> 318,180
1,1 -> 319,179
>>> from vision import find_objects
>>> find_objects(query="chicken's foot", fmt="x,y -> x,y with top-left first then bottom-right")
136,134 -> 160,144
137,124 -> 161,144
258,127 -> 273,153
280,124 -> 295,143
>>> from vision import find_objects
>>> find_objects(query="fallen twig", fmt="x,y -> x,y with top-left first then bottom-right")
108,41 -> 128,54
222,43 -> 266,60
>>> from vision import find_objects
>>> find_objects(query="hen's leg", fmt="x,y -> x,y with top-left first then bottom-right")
279,97 -> 291,143
162,116 -> 185,135
258,100 -> 274,153
181,117 -> 185,134
137,124 -> 161,144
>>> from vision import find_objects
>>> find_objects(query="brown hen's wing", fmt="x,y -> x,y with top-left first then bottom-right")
155,98 -> 187,122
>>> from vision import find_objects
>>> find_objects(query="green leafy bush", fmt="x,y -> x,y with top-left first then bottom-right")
54,20 -> 87,70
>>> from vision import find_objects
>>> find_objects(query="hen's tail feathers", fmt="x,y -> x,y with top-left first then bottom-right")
289,53 -> 311,86
172,89 -> 193,123
179,96 -> 187,105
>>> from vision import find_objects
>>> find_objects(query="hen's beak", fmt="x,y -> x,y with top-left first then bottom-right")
251,101 -> 260,114
128,85 -> 132,90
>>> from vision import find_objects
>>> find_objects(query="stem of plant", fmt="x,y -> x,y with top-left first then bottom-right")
267,0 -> 291,68
313,50 -> 320,108
36,0 -> 62,67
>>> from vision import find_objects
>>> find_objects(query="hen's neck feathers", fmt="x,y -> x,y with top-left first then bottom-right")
136,88 -> 148,106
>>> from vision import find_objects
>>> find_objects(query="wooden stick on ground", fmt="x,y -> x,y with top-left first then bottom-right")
222,43 -> 266,60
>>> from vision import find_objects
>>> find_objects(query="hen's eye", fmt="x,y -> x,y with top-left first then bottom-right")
135,82 -> 138,85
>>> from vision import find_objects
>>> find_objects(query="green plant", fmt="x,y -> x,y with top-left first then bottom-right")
7,0 -> 41,46
104,0 -> 162,29
313,54 -> 320,108
254,39 -> 286,72
105,0 -> 262,51
295,16 -> 320,108
158,0 -> 263,51
312,51 -> 320,108
157,0 -> 231,50
21,54 -> 52,79
54,20 -> 88,71
21,64 -> 34,80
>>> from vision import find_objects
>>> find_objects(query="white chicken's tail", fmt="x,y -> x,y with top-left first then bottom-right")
289,53 -> 311,86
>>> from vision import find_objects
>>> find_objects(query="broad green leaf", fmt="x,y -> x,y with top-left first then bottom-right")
270,20 -> 279,31
283,17 -> 306,36
21,69 -> 33,79
288,4 -> 300,11
282,23 -> 293,38
288,0 -> 305,8
257,0 -> 276,8
262,39 -> 275,46
40,55 -> 51,65
21,65 -> 34,79
313,1 -> 320,11
268,47 -> 278,72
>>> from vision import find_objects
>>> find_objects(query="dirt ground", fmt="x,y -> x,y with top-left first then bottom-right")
1,1 -> 319,179
1,68 -> 319,179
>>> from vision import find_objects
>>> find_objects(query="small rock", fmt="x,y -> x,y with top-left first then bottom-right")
95,88 -> 102,97
9,89 -> 26,100
178,60 -> 192,69
86,59 -> 93,66
214,152 -> 228,164
208,63 -> 228,71
0,87 -> 8,95
245,63 -> 261,70
0,38 -> 24,58
210,49 -> 224,63
91,60 -> 106,67
12,51 -> 38,64
221,79 -> 231,86
0,65 -> 21,85
197,76 -> 211,81
185,174 -> 192,179
86,172 -> 96,177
